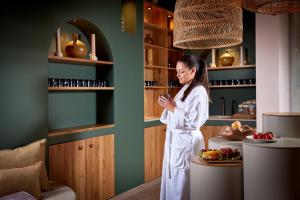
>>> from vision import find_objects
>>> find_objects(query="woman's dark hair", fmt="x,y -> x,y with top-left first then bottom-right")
177,54 -> 210,102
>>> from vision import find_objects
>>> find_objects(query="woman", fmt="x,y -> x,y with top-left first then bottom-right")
158,54 -> 209,200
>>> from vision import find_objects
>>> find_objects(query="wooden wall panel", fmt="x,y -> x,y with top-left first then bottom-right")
144,125 -> 166,182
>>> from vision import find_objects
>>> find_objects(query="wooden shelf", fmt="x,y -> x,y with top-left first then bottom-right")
48,87 -> 115,91
144,22 -> 166,31
145,86 -> 167,89
144,43 -> 164,49
48,55 -> 113,66
168,86 -> 181,89
48,123 -> 115,137
145,65 -> 167,70
209,84 -> 256,88
208,65 -> 255,71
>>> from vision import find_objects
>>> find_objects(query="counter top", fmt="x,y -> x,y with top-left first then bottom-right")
263,112 -> 300,117
243,137 -> 300,148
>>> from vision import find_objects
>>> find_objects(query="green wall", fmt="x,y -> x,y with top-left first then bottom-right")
0,0 -> 144,194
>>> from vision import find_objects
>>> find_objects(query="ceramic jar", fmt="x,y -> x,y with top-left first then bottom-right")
65,33 -> 87,58
220,51 -> 234,66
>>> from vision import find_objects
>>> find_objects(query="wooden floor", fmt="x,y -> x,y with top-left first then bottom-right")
109,178 -> 161,200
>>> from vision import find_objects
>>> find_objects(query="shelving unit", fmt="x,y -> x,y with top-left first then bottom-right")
144,1 -> 183,121
208,63 -> 256,120
48,20 -> 114,137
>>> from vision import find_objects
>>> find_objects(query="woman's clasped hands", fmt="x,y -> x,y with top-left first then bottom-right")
158,94 -> 176,112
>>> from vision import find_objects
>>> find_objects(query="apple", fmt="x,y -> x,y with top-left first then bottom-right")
231,121 -> 242,130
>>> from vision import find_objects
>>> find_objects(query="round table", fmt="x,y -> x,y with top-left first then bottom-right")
190,156 -> 243,200
208,136 -> 244,156
243,137 -> 300,200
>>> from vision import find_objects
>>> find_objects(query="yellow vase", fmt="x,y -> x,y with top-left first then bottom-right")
220,51 -> 234,66
65,33 -> 87,59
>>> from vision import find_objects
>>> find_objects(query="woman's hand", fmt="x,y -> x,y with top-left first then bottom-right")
158,95 -> 176,112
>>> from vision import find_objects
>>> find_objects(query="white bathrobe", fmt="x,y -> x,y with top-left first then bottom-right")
160,84 -> 209,200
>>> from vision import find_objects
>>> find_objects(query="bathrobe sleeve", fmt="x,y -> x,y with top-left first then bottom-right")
170,87 -> 208,131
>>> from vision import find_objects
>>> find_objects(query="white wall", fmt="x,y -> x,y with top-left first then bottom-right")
290,13 -> 300,112
256,14 -> 290,131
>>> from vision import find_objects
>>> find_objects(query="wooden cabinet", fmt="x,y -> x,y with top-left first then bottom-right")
144,125 -> 166,182
144,1 -> 183,121
49,134 -> 115,200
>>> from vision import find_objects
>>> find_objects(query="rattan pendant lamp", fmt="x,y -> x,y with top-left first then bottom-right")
173,0 -> 243,49
243,0 -> 300,15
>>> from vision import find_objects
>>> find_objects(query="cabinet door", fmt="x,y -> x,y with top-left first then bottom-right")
49,140 -> 86,200
144,125 -> 166,182
49,143 -> 65,184
86,135 -> 115,200
65,140 -> 86,200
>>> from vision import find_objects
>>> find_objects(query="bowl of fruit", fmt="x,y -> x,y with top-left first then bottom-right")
199,148 -> 242,163
220,121 -> 256,141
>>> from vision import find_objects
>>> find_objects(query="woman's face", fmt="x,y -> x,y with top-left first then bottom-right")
176,62 -> 196,85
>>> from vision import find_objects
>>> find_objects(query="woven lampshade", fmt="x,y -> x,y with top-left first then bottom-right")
243,0 -> 300,15
173,0 -> 243,49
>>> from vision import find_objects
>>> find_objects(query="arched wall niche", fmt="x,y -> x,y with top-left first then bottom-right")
49,18 -> 113,62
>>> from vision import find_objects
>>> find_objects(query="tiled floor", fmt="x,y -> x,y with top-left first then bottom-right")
110,178 -> 161,200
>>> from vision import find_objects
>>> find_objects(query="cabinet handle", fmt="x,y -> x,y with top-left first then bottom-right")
78,146 -> 83,150
89,144 -> 94,148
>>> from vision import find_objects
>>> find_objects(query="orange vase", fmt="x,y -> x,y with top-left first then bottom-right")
65,33 -> 87,58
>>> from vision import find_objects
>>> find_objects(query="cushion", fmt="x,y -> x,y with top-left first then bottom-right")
0,191 -> 36,200
41,181 -> 76,200
0,139 -> 49,191
0,162 -> 42,199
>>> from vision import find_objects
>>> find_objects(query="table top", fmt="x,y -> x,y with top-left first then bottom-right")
243,137 -> 300,148
209,136 -> 243,146
263,112 -> 300,117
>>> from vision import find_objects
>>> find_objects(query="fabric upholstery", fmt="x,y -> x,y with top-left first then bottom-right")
0,162 -> 42,199
0,139 -> 49,191
0,191 -> 36,200
42,181 -> 76,200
